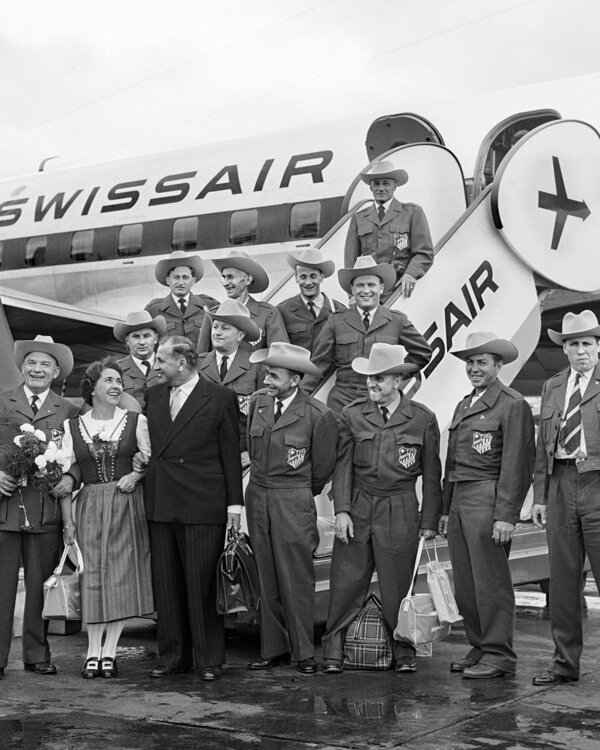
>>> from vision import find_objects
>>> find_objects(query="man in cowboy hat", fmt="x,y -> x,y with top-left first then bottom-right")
439,332 -> 534,679
321,344 -> 441,674
0,335 -> 79,680
531,310 -> 600,686
344,160 -> 434,299
245,343 -> 338,674
195,250 -> 288,354
197,299 -> 262,467
145,250 -> 218,348
114,311 -> 167,408
276,248 -> 345,354
304,256 -> 431,415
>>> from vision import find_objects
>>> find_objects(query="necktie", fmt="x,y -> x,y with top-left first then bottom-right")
30,395 -> 39,415
170,387 -> 184,421
307,301 -> 317,319
178,298 -> 187,315
363,310 -> 371,331
377,204 -> 385,222
274,399 -> 283,422
380,406 -> 389,423
219,355 -> 229,381
141,359 -> 151,377
559,374 -> 582,456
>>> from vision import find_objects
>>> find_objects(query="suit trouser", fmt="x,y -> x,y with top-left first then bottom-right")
149,522 -> 225,670
546,463 -> 600,677
447,479 -> 516,672
245,482 -> 319,662
327,383 -> 367,418
0,529 -> 61,667
321,489 -> 420,663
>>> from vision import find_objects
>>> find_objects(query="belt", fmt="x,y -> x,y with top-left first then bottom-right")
555,458 -> 578,467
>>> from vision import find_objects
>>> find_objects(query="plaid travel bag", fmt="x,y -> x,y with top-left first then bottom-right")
343,593 -> 393,670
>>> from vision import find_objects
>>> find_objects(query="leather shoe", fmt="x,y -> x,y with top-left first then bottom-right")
450,655 -> 480,673
297,658 -> 317,674
200,665 -> 223,681
248,653 -> 291,670
532,670 -> 579,686
322,660 -> 343,674
462,663 -> 509,679
81,657 -> 100,680
100,657 -> 118,678
395,656 -> 417,673
150,665 -> 190,678
24,662 -> 57,675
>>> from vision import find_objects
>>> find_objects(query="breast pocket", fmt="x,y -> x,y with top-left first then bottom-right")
336,333 -> 361,362
395,434 -> 423,472
249,424 -> 265,461
354,431 -> 375,467
283,434 -> 309,470
470,419 -> 500,457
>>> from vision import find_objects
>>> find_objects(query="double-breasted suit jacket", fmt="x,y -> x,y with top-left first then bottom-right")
145,292 -> 218,348
276,294 -> 346,353
117,355 -> 161,408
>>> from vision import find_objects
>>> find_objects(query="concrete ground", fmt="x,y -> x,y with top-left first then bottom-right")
1,586 -> 600,750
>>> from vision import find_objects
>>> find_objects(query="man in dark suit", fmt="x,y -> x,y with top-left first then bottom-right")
344,160 -> 433,298
114,310 -> 166,408
144,335 -> 243,681
277,248 -> 345,354
145,250 -> 218,348
0,336 -> 78,680
532,311 -> 600,686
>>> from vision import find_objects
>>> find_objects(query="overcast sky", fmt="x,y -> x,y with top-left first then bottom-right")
0,0 -> 599,179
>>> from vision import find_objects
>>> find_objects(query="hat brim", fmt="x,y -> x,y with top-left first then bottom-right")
249,349 -> 321,377
205,308 -> 260,341
14,341 -> 74,379
155,255 -> 204,286
548,326 -> 600,345
286,255 -> 335,279
213,257 -> 269,293
360,168 -> 408,187
351,358 -> 420,376
113,316 -> 167,343
338,263 -> 396,294
451,340 -> 518,364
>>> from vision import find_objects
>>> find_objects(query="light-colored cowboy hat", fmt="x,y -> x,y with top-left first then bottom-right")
360,160 -> 409,187
249,342 -> 321,377
338,255 -> 396,295
352,343 -> 420,376
212,251 -> 269,293
286,248 -> 335,278
204,299 -> 260,340
451,332 -> 518,364
154,250 -> 204,286
548,310 -> 600,345
14,335 -> 74,379
113,311 -> 167,343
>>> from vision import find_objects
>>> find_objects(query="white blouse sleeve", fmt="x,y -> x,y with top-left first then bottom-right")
60,418 -> 76,471
135,414 -> 151,459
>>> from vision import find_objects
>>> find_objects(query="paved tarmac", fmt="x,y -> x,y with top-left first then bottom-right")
1,587 -> 600,750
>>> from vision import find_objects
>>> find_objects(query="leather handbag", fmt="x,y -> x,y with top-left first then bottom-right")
216,530 -> 260,615
42,542 -> 84,621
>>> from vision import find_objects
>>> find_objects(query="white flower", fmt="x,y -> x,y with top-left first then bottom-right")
34,429 -> 46,442
45,441 -> 58,456
20,424 -> 35,434
13,435 -> 24,446
34,455 -> 48,470
54,449 -> 67,466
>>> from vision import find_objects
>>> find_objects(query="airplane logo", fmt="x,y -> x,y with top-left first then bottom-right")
538,156 -> 591,250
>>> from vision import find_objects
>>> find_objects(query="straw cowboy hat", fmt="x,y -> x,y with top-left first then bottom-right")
212,251 -> 269,294
249,342 -> 321,377
113,311 -> 167,343
154,250 -> 204,286
14,335 -> 74,379
548,310 -> 600,345
204,299 -> 260,341
338,255 -> 396,295
451,332 -> 518,364
352,343 -> 420,376
360,160 -> 409,187
286,248 -> 335,278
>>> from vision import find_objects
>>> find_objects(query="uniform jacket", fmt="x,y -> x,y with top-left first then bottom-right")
534,363 -> 600,505
117,354 -> 161,408
0,386 -> 79,532
304,306 -> 431,393
145,292 -> 219,347
247,389 -> 338,495
144,377 -> 243,525
443,378 -> 535,523
196,296 -> 289,354
277,294 -> 346,353
197,348 -> 262,451
344,198 -> 434,280
332,395 -> 442,530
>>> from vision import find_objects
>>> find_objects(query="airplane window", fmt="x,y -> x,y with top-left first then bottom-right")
229,209 -> 257,245
25,236 -> 47,267
117,224 -> 143,257
71,230 -> 95,262
172,217 -> 198,251
290,201 -> 321,239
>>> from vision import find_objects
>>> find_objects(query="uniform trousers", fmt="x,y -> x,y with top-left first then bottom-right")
149,522 -> 225,670
327,383 -> 368,417
322,489 -> 420,662
0,529 -> 61,667
447,479 -> 516,672
245,481 -> 319,662
546,463 -> 600,677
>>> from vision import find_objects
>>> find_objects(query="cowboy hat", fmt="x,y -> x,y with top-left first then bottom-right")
14,335 -> 74,379
154,250 -> 204,286
212,251 -> 269,293
113,311 -> 167,343
451,332 -> 518,364
249,342 -> 321,377
204,299 -> 260,340
548,310 -> 600,345
338,255 -> 396,295
352,343 -> 420,376
286,248 -> 335,278
360,160 -> 409,187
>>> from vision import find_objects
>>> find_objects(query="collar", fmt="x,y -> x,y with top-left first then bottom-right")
276,388 -> 299,413
23,386 -> 50,404
301,293 -> 324,312
356,304 -> 379,317
373,198 -> 393,213
132,354 -> 155,369
381,392 -> 401,416
216,348 -> 239,366
171,373 -> 199,399
171,293 -> 190,306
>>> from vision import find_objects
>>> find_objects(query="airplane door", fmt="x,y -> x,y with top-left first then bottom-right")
365,113 -> 444,161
